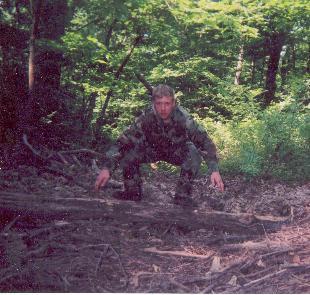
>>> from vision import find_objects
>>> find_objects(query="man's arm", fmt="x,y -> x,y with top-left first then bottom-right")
95,111 -> 146,190
186,115 -> 224,191
211,171 -> 224,192
95,168 -> 110,190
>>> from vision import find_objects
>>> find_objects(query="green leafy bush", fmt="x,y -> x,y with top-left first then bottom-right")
199,100 -> 309,181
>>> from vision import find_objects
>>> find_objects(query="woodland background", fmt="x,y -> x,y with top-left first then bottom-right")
0,1 -> 310,293
0,0 -> 309,181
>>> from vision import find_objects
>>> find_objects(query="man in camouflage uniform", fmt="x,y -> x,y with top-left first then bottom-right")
95,84 -> 224,208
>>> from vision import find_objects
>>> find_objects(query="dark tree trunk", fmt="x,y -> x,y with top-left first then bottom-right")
260,57 -> 266,87
28,0 -> 43,93
135,72 -> 153,95
234,45 -> 244,85
250,56 -> 256,84
306,43 -> 310,74
105,18 -> 117,50
280,56 -> 288,88
21,0 -> 67,135
280,44 -> 289,89
0,24 -> 28,144
264,32 -> 285,106
291,42 -> 296,71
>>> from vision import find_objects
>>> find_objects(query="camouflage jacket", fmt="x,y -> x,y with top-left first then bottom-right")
104,105 -> 219,173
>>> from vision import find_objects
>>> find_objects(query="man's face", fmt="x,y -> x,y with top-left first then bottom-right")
153,96 -> 176,121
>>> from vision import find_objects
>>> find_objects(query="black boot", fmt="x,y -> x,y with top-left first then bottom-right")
173,177 -> 197,209
112,187 -> 142,201
173,194 -> 198,209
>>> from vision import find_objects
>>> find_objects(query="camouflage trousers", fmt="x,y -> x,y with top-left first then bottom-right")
119,142 -> 202,198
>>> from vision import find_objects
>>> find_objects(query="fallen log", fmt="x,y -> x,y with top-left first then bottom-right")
0,191 -> 290,235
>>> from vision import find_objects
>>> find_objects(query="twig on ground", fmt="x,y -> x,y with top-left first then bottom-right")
72,155 -> 82,167
131,271 -> 174,288
106,244 -> 128,289
220,240 -> 292,252
241,269 -> 288,291
168,277 -> 191,292
57,152 -> 69,165
291,274 -> 310,287
160,223 -> 173,238
200,258 -> 247,293
59,149 -> 103,157
144,247 -> 213,259
95,246 -> 109,277
91,159 -> 100,173
1,214 -> 20,234
260,249 -> 292,259
23,134 -> 44,159
261,223 -> 272,251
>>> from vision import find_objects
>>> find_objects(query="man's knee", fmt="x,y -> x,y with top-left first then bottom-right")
182,142 -> 202,176
119,147 -> 142,169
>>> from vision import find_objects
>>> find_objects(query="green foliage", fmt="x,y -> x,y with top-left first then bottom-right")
1,0 -> 309,182
201,100 -> 309,181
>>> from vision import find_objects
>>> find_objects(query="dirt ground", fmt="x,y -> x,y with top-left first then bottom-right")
0,165 -> 309,293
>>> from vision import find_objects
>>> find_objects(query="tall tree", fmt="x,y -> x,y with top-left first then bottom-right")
21,0 -> 68,134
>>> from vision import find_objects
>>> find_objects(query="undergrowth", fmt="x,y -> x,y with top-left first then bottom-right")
200,99 -> 309,182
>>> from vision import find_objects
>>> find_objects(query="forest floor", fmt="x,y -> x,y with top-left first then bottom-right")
0,164 -> 309,293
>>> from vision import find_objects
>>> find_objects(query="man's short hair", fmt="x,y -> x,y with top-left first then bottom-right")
152,84 -> 175,101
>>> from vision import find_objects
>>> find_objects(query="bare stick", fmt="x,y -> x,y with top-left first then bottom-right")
79,243 -> 110,251
91,159 -> 100,173
72,155 -> 82,167
243,268 -> 288,288
168,277 -> 191,292
224,269 -> 288,293
57,152 -> 69,164
1,214 -> 20,234
144,247 -> 213,259
23,133 -> 46,160
106,244 -> 128,288
220,240 -> 292,252
95,247 -> 109,277
291,274 -> 310,287
59,149 -> 103,157
160,223 -> 173,238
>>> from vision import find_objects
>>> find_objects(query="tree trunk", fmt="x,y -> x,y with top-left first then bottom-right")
264,32 -> 285,106
260,56 -> 266,87
105,18 -> 117,50
250,56 -> 256,84
135,72 -> 153,95
20,0 -> 67,135
234,44 -> 244,85
28,0 -> 43,93
280,48 -> 289,88
306,42 -> 310,74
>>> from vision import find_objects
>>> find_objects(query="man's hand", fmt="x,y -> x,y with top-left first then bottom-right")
210,171 -> 224,192
95,169 -> 110,191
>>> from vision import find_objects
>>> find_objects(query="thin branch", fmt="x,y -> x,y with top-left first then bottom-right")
144,247 -> 213,259
58,149 -> 103,157
23,133 -> 46,160
57,152 -> 69,164
168,277 -> 191,292
72,155 -> 82,167
91,159 -> 100,173
135,72 -> 153,95
1,214 -> 21,234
